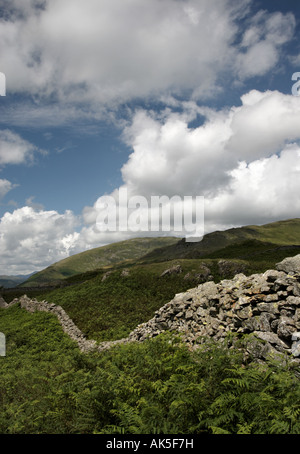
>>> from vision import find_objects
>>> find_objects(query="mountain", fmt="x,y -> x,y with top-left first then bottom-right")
20,218 -> 300,288
21,237 -> 179,287
0,272 -> 37,288
139,218 -> 300,263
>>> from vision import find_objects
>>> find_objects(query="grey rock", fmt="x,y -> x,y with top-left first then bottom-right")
160,264 -> 182,277
0,295 -> 8,308
291,333 -> 300,357
276,254 -> 300,274
277,316 -> 296,340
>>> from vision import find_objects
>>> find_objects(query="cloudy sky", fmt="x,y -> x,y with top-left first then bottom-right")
0,0 -> 300,274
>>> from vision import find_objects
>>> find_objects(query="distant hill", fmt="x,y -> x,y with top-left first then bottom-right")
0,272 -> 37,288
21,237 -> 179,287
139,218 -> 300,263
20,218 -> 300,288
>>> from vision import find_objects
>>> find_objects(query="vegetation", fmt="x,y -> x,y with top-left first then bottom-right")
1,218 -> 300,434
0,304 -> 299,434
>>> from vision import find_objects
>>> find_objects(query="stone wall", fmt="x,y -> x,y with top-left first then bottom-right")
3,254 -> 300,362
128,267 -> 300,362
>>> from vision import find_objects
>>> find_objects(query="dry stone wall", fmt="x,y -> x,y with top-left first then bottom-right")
128,268 -> 300,362
3,254 -> 300,363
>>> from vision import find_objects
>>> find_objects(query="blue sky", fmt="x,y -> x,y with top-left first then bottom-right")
0,0 -> 300,274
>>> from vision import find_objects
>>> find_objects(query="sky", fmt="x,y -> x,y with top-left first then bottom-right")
0,0 -> 300,275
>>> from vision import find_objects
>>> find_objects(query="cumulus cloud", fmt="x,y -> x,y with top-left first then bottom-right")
0,206 -> 80,274
2,89 -> 300,272
120,90 -> 300,197
0,1 -> 298,272
81,90 -> 300,241
205,144 -> 300,230
2,88 -> 299,273
0,0 -> 296,112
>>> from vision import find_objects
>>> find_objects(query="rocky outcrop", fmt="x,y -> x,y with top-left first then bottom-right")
160,264 -> 182,277
3,254 -> 300,363
184,263 -> 213,283
0,295 -> 8,308
217,259 -> 248,278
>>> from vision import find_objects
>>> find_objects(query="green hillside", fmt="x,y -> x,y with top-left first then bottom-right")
22,237 -> 179,287
20,218 -> 300,288
140,218 -> 300,263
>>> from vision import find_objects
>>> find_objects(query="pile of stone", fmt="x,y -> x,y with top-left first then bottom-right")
128,255 -> 300,362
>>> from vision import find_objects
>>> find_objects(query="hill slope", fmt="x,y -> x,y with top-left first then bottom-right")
21,218 -> 300,288
22,237 -> 179,287
140,218 -> 300,263
0,273 -> 37,289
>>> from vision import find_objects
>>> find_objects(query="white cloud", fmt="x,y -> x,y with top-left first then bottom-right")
0,206 -> 80,274
236,11 -> 295,79
204,144 -> 300,229
0,179 -> 15,200
80,89 -> 300,242
120,90 -> 300,197
226,90 -> 300,160
2,88 -> 300,272
0,0 -> 296,111
0,129 -> 38,166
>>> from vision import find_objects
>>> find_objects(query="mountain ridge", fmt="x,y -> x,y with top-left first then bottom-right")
20,218 -> 300,288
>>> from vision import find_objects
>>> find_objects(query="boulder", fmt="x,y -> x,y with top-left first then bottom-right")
160,264 -> 182,277
276,254 -> 300,274
0,295 -> 7,308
